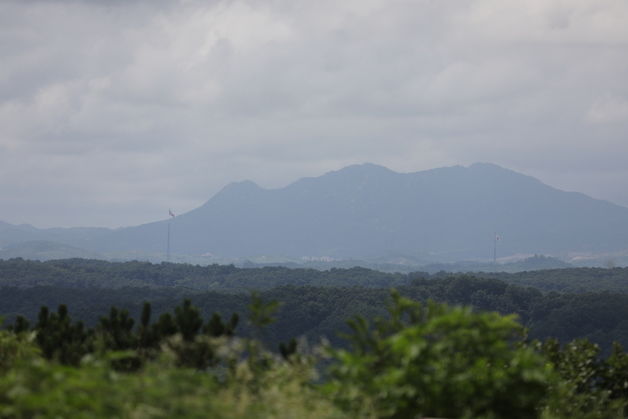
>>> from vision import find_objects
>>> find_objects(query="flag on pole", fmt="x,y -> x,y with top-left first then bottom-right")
169,209 -> 175,218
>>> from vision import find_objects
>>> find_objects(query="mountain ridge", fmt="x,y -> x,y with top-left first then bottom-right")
2,163 -> 628,263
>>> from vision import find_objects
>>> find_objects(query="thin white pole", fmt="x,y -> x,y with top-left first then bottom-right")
493,233 -> 497,264
167,221 -> 171,262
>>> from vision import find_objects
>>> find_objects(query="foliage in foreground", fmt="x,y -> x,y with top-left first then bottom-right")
325,292 -> 551,418
0,339 -> 345,418
1,295 -> 628,418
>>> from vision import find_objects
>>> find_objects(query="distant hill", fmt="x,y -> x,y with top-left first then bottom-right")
0,241 -> 101,261
3,163 -> 628,262
421,255 -> 572,274
238,254 -> 572,274
0,221 -> 110,249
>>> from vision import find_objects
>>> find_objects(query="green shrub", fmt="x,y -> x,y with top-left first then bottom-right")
0,341 -> 346,418
324,291 -> 553,418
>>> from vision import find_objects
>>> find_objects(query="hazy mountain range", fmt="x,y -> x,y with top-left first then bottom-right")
2,163 -> 628,266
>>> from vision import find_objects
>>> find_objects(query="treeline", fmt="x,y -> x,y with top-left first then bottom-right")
2,295 -> 628,418
479,267 -> 628,294
2,258 -> 628,353
3,276 -> 628,352
7,298 -> 241,368
2,258 -> 628,294
0,258 -> 411,291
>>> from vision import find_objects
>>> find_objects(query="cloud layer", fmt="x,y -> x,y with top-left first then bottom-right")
1,0 -> 627,227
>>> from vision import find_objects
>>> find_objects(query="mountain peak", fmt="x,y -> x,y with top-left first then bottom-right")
340,162 -> 393,172
220,180 -> 262,193
200,180 -> 263,208
468,162 -> 509,171
324,163 -> 396,178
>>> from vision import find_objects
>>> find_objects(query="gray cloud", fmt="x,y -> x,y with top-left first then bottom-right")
1,0 -> 627,227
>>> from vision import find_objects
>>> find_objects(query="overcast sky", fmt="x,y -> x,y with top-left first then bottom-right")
1,0 -> 627,228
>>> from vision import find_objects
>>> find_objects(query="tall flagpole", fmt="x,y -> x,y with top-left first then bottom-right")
167,209 -> 175,262
167,221 -> 171,262
493,233 -> 500,264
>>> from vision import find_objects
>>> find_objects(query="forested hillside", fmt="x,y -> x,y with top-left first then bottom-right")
2,259 -> 628,351
2,258 -> 628,293
480,267 -> 628,293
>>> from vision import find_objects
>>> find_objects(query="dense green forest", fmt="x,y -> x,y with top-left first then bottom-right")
0,258 -> 412,290
2,258 -> 628,293
2,258 -> 628,351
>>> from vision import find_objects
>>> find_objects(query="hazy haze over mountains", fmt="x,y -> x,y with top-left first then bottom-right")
3,163 -> 628,264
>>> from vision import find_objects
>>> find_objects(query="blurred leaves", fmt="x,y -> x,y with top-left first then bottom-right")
1,295 -> 628,418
